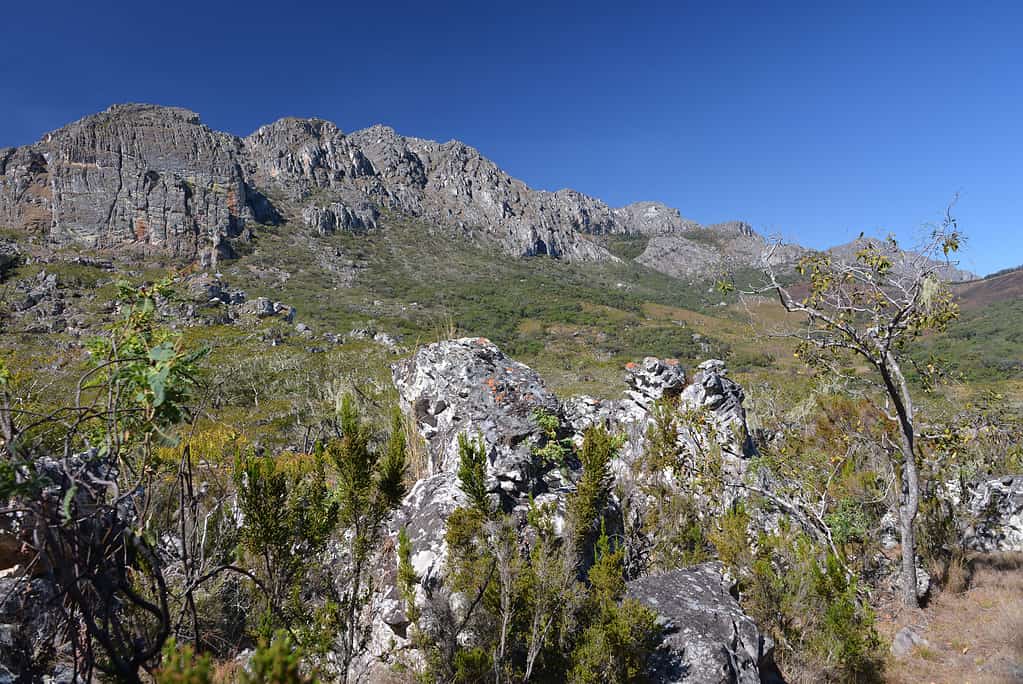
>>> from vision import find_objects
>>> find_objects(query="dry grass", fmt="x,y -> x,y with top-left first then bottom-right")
882,553 -> 1023,683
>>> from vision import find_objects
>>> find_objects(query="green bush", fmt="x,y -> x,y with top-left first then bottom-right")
155,639 -> 212,684
242,631 -> 316,684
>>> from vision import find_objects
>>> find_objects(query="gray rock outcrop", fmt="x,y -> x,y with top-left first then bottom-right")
680,359 -> 756,461
636,223 -> 808,281
627,562 -> 779,684
391,337 -> 559,485
375,340 -> 769,681
301,201 -> 378,234
965,474 -> 1023,552
0,104 -> 794,277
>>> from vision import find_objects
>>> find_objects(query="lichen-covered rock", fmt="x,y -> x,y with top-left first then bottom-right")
391,337 -> 559,488
623,356 -> 687,414
965,474 -> 1023,552
627,562 -> 779,684
679,360 -> 755,460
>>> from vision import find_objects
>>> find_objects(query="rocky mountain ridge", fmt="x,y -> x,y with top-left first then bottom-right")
0,103 -> 975,283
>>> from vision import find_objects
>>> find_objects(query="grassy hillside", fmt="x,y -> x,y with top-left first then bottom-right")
2,215 -> 1021,450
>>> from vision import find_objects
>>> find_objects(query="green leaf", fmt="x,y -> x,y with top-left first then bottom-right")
148,343 -> 175,363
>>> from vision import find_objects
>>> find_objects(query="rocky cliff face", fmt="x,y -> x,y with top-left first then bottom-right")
2,104 -> 974,282
0,104 -> 767,272
0,105 -> 268,265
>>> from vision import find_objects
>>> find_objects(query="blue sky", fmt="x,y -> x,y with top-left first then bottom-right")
2,0 -> 1021,275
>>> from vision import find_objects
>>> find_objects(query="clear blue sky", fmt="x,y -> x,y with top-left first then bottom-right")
2,0 -> 1021,275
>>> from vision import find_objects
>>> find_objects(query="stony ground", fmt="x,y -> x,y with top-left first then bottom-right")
882,553 -> 1023,683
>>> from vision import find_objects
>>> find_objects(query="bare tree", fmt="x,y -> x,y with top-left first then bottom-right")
738,209 -> 962,607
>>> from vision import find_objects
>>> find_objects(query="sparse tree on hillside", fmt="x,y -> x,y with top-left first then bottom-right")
741,209 -> 963,608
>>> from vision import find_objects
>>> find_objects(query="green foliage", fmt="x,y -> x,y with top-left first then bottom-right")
241,631 -> 317,684
567,426 -> 619,556
318,395 -> 409,672
234,451 -> 338,636
734,527 -> 883,682
568,526 -> 660,683
397,527 -> 420,623
155,639 -> 212,684
531,407 -> 572,468
85,279 -> 207,446
636,398 -> 712,569
456,432 -> 491,516
915,297 -> 1023,380
709,503 -> 752,571
825,498 -> 871,547
430,429 -> 659,684
810,555 -> 882,681
451,647 -> 492,683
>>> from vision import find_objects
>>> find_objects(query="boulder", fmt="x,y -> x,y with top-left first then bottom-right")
891,625 -> 929,657
627,562 -> 779,684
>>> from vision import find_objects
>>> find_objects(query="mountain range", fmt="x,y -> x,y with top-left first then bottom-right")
0,103 -> 976,283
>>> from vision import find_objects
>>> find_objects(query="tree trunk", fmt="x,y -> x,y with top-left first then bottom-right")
882,353 -> 921,608
898,458 -> 920,607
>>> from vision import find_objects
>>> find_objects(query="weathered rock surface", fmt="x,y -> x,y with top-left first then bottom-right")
0,104 -> 789,276
636,222 -> 808,281
374,340 -> 770,681
391,337 -> 559,485
301,201 -> 378,234
0,105 -> 270,265
627,562 -> 779,684
681,359 -> 756,461
965,474 -> 1023,552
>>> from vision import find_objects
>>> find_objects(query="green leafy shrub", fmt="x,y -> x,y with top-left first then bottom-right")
241,631 -> 316,684
569,526 -> 660,683
155,639 -> 212,684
